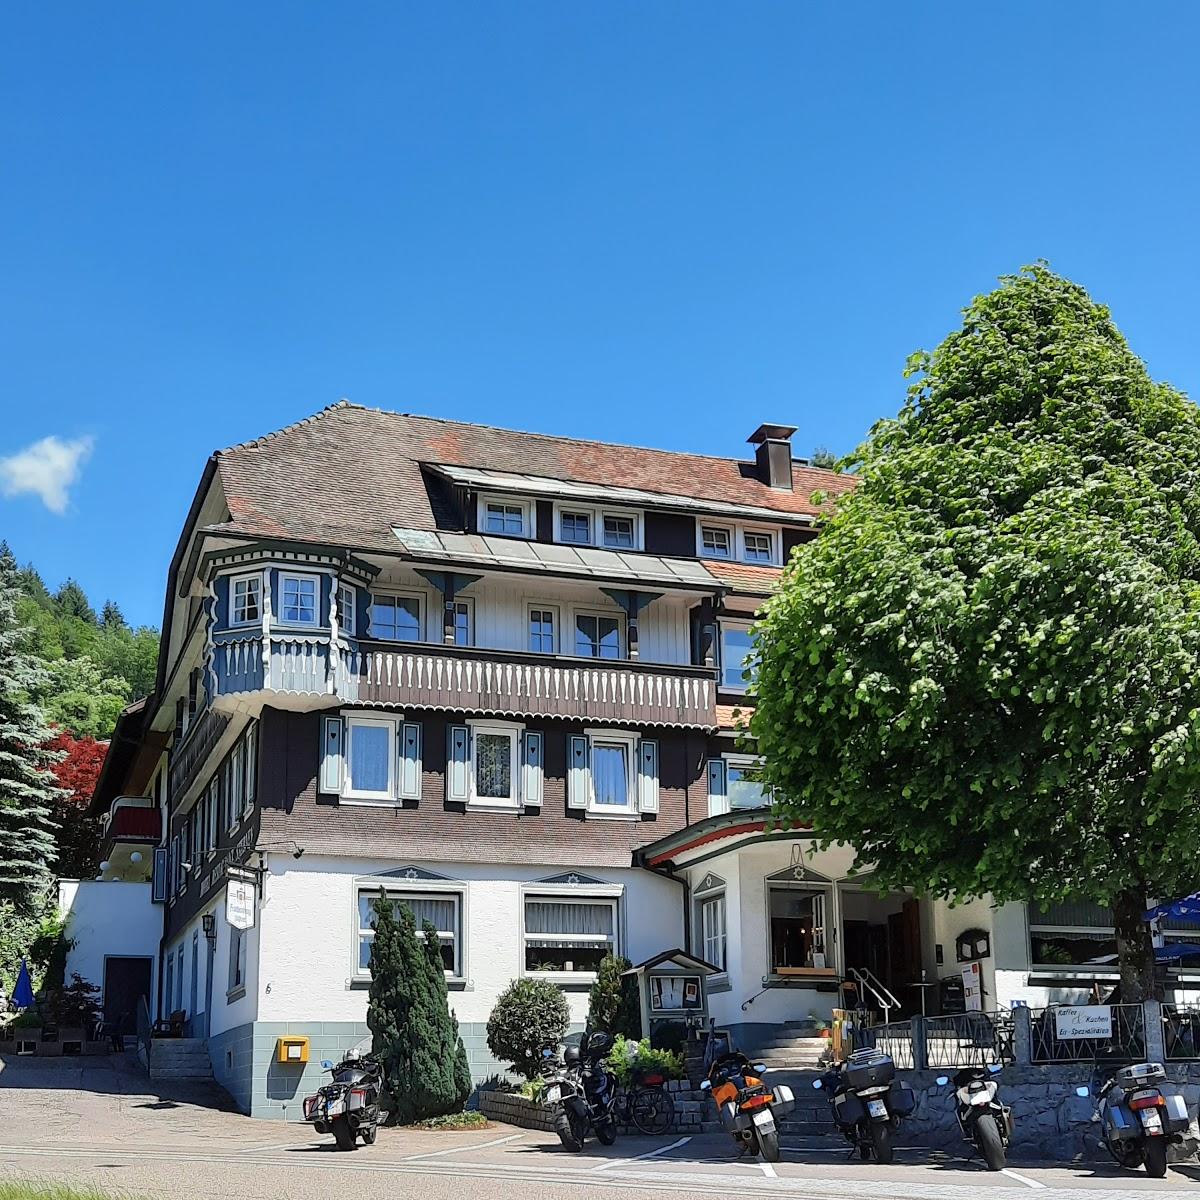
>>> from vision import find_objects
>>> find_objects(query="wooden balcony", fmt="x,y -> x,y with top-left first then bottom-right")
102,796 -> 162,842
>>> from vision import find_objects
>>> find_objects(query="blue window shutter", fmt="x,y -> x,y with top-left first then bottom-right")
522,731 -> 544,807
320,715 -> 344,794
637,739 -> 659,813
707,758 -> 728,817
567,735 -> 590,810
447,725 -> 471,802
152,847 -> 168,903
398,722 -> 422,800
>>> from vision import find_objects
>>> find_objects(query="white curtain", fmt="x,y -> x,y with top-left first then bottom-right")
526,899 -> 614,946
349,723 -> 390,792
591,745 -> 628,807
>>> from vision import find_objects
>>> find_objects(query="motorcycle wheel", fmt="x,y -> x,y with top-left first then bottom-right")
1144,1139 -> 1168,1179
756,1127 -> 781,1163
869,1121 -> 893,1164
595,1117 -> 618,1146
332,1117 -> 356,1151
975,1115 -> 1006,1171
555,1109 -> 585,1152
360,1124 -> 377,1146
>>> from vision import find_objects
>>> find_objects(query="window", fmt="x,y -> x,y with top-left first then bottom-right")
230,574 -> 261,625
529,607 -> 557,654
727,755 -> 768,810
701,894 -> 727,971
602,515 -> 635,548
358,889 -> 462,977
560,511 -> 591,544
701,526 -> 732,558
228,925 -> 247,995
470,723 -> 519,807
769,885 -> 829,972
175,946 -> 184,1011
228,742 -> 245,830
243,722 -> 258,815
280,573 -> 318,626
451,599 -> 472,647
743,531 -> 774,562
205,779 -> 218,854
1028,900 -> 1117,969
370,594 -> 422,641
163,954 -> 173,1019
525,895 -> 617,976
720,622 -> 754,690
575,612 -> 621,659
338,582 -> 357,637
345,716 -> 395,801
589,737 -> 635,815
484,501 -> 528,536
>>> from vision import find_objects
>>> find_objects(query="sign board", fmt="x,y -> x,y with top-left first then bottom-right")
1055,1005 -> 1113,1040
649,974 -> 703,1011
226,878 -> 256,931
961,962 -> 983,1012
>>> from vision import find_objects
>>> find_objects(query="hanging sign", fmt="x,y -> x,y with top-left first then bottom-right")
961,961 -> 983,1012
1055,1005 -> 1112,1040
226,878 -> 257,931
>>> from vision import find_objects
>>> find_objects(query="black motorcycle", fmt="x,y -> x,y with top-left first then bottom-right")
936,1063 -> 1013,1170
814,1048 -> 915,1163
302,1050 -> 384,1150
539,1031 -> 618,1152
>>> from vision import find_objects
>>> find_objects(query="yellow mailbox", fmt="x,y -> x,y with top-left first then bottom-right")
276,1035 -> 310,1065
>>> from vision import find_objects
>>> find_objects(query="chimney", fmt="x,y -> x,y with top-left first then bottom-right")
748,423 -> 798,490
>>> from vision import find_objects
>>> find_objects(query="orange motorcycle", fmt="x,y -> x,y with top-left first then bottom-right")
701,1050 -> 794,1161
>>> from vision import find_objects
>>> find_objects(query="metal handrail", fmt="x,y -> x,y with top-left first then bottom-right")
849,967 -> 901,1025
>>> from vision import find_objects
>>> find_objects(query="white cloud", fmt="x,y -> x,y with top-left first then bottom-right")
0,435 -> 94,515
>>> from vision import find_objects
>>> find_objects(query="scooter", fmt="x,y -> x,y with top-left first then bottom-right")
936,1063 -> 1013,1170
1077,1061 -> 1188,1178
814,1048 -> 915,1163
539,1031 -> 618,1152
302,1050 -> 384,1150
701,1050 -> 795,1162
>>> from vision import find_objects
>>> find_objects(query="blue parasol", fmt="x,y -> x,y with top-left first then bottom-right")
1146,893 -> 1200,922
12,958 -> 34,1008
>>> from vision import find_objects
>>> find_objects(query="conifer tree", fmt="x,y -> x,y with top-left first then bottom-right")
586,953 -> 641,1038
417,917 -> 472,1111
0,551 -> 61,902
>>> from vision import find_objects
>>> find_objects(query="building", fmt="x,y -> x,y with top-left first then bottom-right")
75,402 -> 1196,1118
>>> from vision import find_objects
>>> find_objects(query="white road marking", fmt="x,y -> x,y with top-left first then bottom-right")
1001,1167 -> 1047,1189
233,1141 -> 307,1154
401,1132 -> 524,1160
591,1135 -> 693,1171
757,1159 -> 778,1177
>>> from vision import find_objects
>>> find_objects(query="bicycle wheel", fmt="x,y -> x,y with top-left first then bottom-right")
630,1087 -> 674,1136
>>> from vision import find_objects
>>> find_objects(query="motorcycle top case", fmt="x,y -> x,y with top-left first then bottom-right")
844,1051 -> 896,1092
887,1079 -> 917,1117
1114,1062 -> 1167,1088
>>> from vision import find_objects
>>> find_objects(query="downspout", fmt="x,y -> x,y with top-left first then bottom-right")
638,857 -> 691,952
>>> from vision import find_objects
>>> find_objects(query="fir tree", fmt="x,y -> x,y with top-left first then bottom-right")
417,917 -> 472,1112
100,601 -> 125,629
0,551 -> 61,902
54,580 -> 95,624
586,953 -> 642,1038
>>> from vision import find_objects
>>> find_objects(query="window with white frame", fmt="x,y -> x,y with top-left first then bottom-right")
1028,900 -> 1117,969
483,498 -> 530,537
743,530 -> 774,562
720,621 -> 754,690
228,741 -> 245,830
602,514 -> 636,548
700,525 -> 733,558
228,924 -> 247,995
243,721 -> 257,815
698,522 -> 781,565
230,574 -> 262,625
279,573 -> 319,626
358,888 -> 462,977
560,510 -> 591,545
726,754 -> 768,810
470,722 -> 519,807
528,606 -> 558,654
700,893 -> 727,971
451,598 -> 472,647
370,594 -> 422,641
524,894 -> 617,976
552,504 -> 641,550
588,732 -> 638,816
574,611 -> 622,659
345,715 -> 396,801
337,582 -> 357,637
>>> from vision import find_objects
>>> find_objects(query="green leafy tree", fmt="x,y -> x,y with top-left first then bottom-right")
366,895 -> 470,1123
586,953 -> 641,1038
486,977 -> 569,1081
0,551 -> 62,903
39,656 -> 130,740
753,265 -> 1200,1002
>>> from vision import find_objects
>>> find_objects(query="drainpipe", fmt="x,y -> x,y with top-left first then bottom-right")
639,858 -> 691,951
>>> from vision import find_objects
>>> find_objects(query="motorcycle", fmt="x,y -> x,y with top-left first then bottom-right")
814,1048 -> 915,1163
302,1049 -> 384,1150
701,1050 -> 795,1162
539,1030 -> 618,1152
1077,1061 -> 1188,1178
935,1063 -> 1013,1170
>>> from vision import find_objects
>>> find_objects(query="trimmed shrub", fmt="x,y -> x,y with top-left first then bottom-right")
486,977 -> 569,1081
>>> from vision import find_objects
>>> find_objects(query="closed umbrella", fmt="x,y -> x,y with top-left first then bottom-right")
12,959 -> 34,1009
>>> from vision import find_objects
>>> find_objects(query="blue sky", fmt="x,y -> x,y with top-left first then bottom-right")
2,3 -> 1198,628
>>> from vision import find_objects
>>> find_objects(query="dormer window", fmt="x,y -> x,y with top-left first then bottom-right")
482,499 -> 531,537
698,521 -> 781,565
553,503 -> 642,551
560,511 -> 591,544
603,515 -> 635,549
701,526 -> 733,558
744,531 -> 774,562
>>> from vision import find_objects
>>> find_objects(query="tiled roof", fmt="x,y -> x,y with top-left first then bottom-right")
212,402 -> 855,553
703,561 -> 783,594
716,703 -> 751,732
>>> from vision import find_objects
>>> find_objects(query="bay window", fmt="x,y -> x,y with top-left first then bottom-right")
358,888 -> 463,977
337,582 -> 357,637
524,895 -> 617,977
280,572 -> 318,626
230,574 -> 262,626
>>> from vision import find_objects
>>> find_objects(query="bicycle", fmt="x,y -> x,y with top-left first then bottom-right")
614,1068 -> 676,1135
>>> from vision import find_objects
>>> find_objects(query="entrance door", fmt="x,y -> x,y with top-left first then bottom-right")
103,957 -> 152,1037
887,899 -> 923,1008
188,934 -> 199,1035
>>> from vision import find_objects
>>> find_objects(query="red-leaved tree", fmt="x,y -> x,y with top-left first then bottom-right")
47,731 -> 107,879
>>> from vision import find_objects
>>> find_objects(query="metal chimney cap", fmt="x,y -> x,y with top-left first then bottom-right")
747,423 -> 798,445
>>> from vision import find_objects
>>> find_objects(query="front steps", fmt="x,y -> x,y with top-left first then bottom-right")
148,1037 -> 214,1081
756,1035 -> 832,1070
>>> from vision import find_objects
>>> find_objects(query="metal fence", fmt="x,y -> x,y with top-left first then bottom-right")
1030,1003 -> 1146,1063
924,1010 -> 1015,1068
1163,1004 -> 1200,1060
860,1020 -> 917,1069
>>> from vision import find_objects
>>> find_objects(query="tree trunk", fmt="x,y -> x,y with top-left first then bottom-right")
1113,886 -> 1158,1002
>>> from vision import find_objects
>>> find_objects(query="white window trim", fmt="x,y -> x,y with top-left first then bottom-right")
725,752 -> 768,812
698,891 -> 728,974
278,571 -> 321,628
343,713 -> 400,803
739,524 -> 780,565
696,520 -> 782,566
229,572 -> 263,627
521,884 -> 621,984
569,605 -> 626,661
368,591 -> 426,643
467,719 -> 523,810
719,619 -> 753,693
552,502 -> 643,551
584,728 -> 639,819
337,582 -> 357,638
698,522 -> 734,559
354,880 -> 467,982
478,494 -> 535,539
527,603 -> 560,655
450,596 -> 474,647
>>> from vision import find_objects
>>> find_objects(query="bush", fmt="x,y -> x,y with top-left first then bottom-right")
486,977 -> 569,1081
586,953 -> 641,1038
605,1034 -> 685,1086
11,1010 -> 42,1029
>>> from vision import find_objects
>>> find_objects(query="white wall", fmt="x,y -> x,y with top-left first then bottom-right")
927,893 -> 1002,1009
60,880 -> 160,1005
253,853 -> 683,1029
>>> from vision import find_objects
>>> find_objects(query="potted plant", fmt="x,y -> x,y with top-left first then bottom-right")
50,974 -> 103,1056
